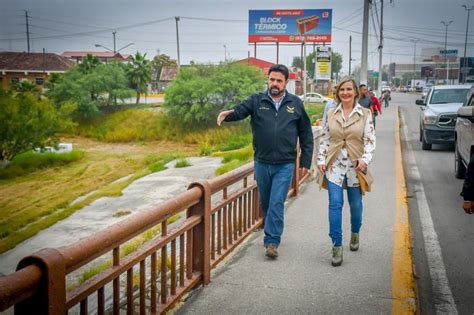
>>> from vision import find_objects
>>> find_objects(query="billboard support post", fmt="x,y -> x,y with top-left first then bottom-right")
276,42 -> 279,64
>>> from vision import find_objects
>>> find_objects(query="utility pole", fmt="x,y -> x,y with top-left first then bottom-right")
462,5 -> 473,84
223,44 -> 227,61
175,17 -> 181,71
377,0 -> 384,95
441,20 -> 453,84
360,0 -> 370,85
349,35 -> 352,77
413,39 -> 419,84
24,10 -> 30,52
112,31 -> 116,54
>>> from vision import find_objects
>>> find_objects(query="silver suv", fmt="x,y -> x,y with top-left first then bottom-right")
455,86 -> 474,178
416,85 -> 472,150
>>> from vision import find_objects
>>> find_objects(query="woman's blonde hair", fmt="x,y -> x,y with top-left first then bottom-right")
334,77 -> 359,106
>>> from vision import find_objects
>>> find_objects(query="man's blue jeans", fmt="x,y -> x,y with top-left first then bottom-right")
254,161 -> 295,247
326,176 -> 363,246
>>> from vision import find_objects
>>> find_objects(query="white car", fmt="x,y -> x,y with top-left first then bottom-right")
416,84 -> 472,150
299,92 -> 330,103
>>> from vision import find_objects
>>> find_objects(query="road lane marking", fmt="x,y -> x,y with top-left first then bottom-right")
399,110 -> 458,314
393,108 -> 417,314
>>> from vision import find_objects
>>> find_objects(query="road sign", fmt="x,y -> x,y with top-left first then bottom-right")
439,49 -> 458,57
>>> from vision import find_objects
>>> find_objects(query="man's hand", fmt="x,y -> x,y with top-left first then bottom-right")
301,167 -> 309,177
217,109 -> 234,126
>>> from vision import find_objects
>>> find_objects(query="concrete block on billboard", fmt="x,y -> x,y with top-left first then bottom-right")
248,9 -> 332,43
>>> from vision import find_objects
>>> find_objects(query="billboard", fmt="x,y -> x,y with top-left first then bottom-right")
248,9 -> 332,43
315,46 -> 331,80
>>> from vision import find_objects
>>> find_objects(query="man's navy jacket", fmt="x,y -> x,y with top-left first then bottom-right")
224,91 -> 314,169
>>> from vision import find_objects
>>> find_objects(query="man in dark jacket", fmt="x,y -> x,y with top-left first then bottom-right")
217,64 -> 314,259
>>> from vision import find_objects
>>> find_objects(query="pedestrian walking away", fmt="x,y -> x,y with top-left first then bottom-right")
369,89 -> 382,128
316,77 -> 376,267
217,64 -> 314,259
322,85 -> 338,129
461,154 -> 474,215
358,84 -> 372,109
380,89 -> 391,108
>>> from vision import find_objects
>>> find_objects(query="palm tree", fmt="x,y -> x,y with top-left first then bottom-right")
127,52 -> 151,104
78,54 -> 100,74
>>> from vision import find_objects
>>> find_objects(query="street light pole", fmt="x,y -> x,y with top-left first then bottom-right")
349,35 -> 352,77
113,31 -> 116,54
413,39 -> 419,82
441,20 -> 453,83
462,5 -> 473,84
175,17 -> 181,71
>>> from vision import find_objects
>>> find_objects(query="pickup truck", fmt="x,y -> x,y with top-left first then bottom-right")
455,86 -> 474,178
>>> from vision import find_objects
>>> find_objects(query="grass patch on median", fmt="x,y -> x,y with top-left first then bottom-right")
304,102 -> 325,124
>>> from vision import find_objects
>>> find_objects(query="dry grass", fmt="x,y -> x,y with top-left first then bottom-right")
0,136 -> 197,253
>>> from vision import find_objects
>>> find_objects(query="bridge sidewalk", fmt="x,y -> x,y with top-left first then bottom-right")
175,105 -> 412,314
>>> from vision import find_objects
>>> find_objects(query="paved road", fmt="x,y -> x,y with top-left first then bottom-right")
398,92 -> 474,314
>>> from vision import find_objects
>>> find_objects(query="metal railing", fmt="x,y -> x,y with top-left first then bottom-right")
0,127 -> 322,315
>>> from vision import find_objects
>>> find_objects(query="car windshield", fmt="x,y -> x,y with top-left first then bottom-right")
430,89 -> 469,104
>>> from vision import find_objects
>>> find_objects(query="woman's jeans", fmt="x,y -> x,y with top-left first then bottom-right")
326,176 -> 363,246
254,161 -> 295,247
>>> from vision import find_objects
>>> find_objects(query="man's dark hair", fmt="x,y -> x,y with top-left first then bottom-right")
359,84 -> 367,88
268,64 -> 289,80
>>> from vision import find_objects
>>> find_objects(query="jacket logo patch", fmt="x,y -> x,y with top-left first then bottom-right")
286,106 -> 295,113
259,106 -> 270,110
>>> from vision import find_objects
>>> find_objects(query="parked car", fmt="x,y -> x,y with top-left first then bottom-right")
381,85 -> 391,93
416,85 -> 472,150
421,87 -> 431,99
454,86 -> 474,178
298,92 -> 330,103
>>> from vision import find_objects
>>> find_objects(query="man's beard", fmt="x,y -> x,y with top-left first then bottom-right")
269,87 -> 282,96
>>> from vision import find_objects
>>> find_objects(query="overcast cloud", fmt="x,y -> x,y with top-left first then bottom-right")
1,0 -> 472,74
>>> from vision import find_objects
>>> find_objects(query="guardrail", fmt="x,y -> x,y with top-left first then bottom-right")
0,127 -> 322,314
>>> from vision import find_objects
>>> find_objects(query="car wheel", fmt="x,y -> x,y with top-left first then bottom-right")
419,125 -> 422,142
421,132 -> 432,150
455,142 -> 466,179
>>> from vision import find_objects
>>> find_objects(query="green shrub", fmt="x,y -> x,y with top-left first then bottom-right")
175,159 -> 191,168
0,150 -> 85,179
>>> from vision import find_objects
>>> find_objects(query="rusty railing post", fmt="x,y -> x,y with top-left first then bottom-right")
15,248 -> 65,315
187,180 -> 211,285
291,144 -> 301,197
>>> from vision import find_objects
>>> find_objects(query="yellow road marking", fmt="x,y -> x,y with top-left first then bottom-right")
392,108 -> 417,314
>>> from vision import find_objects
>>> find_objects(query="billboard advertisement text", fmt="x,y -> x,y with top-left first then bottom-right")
248,9 -> 332,43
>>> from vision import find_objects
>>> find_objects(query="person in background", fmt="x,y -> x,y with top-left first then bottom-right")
217,64 -> 314,259
380,89 -> 391,108
322,85 -> 338,129
317,77 -> 376,267
369,89 -> 382,127
358,84 -> 372,109
461,154 -> 474,215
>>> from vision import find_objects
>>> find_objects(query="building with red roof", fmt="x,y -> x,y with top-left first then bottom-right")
0,51 -> 74,90
238,57 -> 302,94
61,51 -> 131,64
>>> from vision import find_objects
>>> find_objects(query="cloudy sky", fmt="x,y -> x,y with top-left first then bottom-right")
1,0 -> 472,74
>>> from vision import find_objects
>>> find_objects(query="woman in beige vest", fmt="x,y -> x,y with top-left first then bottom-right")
316,78 -> 376,267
